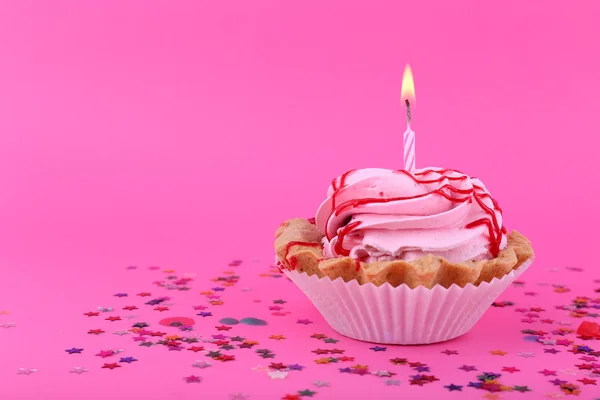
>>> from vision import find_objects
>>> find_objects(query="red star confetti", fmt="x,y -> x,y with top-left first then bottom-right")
83,311 -> 99,317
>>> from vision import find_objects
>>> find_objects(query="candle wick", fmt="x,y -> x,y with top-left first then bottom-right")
405,99 -> 412,126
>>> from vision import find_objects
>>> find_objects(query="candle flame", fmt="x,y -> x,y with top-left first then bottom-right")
401,64 -> 415,104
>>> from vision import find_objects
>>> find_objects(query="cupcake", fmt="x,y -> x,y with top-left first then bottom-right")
274,167 -> 534,344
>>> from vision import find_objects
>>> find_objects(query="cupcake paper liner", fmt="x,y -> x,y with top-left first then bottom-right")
283,258 -> 533,345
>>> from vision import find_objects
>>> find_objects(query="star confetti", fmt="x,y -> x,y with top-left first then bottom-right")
65,348 -> 84,354
184,375 -> 202,383
59,259 -> 600,398
17,368 -> 37,375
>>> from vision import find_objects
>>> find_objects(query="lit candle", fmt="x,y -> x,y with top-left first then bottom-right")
401,65 -> 416,172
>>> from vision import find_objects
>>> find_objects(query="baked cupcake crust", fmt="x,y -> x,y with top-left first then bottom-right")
275,218 -> 534,289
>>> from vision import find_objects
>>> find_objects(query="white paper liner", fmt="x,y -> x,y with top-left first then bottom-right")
283,258 -> 533,345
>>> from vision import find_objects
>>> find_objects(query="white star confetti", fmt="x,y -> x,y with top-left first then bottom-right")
0,322 -> 16,328
251,365 -> 270,372
313,380 -> 330,388
559,369 -> 578,375
384,379 -> 401,386
267,370 -> 288,380
70,367 -> 88,374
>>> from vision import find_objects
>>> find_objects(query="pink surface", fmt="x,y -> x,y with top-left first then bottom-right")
1,1 -> 600,399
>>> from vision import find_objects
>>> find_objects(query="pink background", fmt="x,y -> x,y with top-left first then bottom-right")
1,1 -> 599,399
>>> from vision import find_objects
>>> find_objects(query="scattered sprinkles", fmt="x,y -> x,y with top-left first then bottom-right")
0,260 -> 591,398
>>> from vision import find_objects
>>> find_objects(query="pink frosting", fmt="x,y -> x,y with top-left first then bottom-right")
314,168 -> 507,263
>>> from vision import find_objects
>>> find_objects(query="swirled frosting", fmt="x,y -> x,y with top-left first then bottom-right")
314,168 -> 507,263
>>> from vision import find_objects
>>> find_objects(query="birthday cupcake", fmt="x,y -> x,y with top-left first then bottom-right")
274,167 -> 534,344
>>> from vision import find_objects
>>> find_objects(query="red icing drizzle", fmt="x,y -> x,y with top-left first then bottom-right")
282,241 -> 320,270
326,168 -> 505,258
330,169 -> 355,210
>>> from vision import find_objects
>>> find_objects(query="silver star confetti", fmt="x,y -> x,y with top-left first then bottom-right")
123,314 -> 139,320
240,287 -> 252,292
17,368 -> 37,375
517,352 -> 535,358
1,322 -> 16,328
313,380 -> 330,388
109,348 -> 125,354
70,367 -> 88,374
112,330 -> 130,336
384,379 -> 401,386
372,370 -> 392,377
192,360 -> 212,369
97,307 -> 113,313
